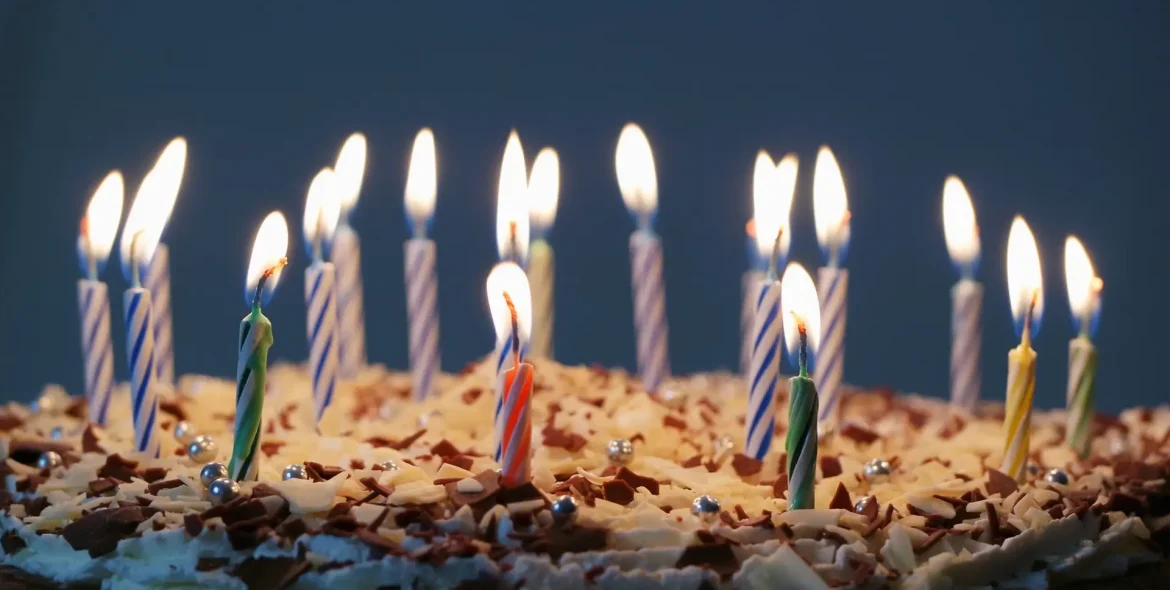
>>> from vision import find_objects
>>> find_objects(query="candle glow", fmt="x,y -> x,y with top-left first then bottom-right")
404,128 -> 438,229
245,212 -> 290,307
79,171 -> 125,276
119,139 -> 187,282
302,168 -> 342,259
496,131 -> 530,262
333,133 -> 367,218
1064,236 -> 1102,336
752,151 -> 796,264
528,148 -> 560,233
942,175 -> 981,277
812,146 -> 850,264
781,263 -> 821,362
486,262 -> 532,345
1006,216 -> 1044,336
615,123 -> 658,223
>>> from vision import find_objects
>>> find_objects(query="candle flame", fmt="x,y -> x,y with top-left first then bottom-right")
404,128 -> 437,223
528,147 -> 560,232
486,262 -> 532,344
942,175 -> 981,276
1064,236 -> 1101,337
79,171 -> 124,276
615,123 -> 658,220
752,151 -> 797,263
303,168 -> 342,258
780,262 -> 820,361
1006,216 -> 1044,337
496,131 -> 530,262
119,137 -> 187,281
334,132 -> 367,216
245,212 -> 290,307
812,146 -> 850,263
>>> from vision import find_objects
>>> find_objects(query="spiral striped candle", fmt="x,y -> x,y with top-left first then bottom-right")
1066,337 -> 1096,459
814,267 -> 846,429
146,244 -> 175,386
500,360 -> 534,486
528,240 -> 554,360
306,263 -> 340,426
950,279 -> 983,412
332,225 -> 366,379
123,287 -> 160,457
77,280 -> 114,426
745,279 -> 780,460
786,324 -> 818,510
492,331 -> 528,461
231,307 -> 272,481
1001,323 -> 1036,482
405,239 -> 440,401
630,231 -> 670,393
740,270 -> 765,376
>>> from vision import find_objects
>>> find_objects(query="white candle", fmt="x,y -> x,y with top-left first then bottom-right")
303,168 -> 342,427
527,147 -> 559,360
742,151 -> 797,375
332,133 -> 369,378
404,128 -> 441,401
487,263 -> 531,461
942,176 -> 983,412
811,146 -> 851,431
76,171 -> 123,427
141,138 -> 186,388
616,123 -> 670,393
1063,236 -> 1101,458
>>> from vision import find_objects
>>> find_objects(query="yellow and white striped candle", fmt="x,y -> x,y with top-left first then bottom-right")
1001,216 -> 1044,482
1064,236 -> 1102,459
812,146 -> 851,431
527,148 -> 559,360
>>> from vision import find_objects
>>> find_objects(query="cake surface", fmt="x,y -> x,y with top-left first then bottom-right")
0,359 -> 1167,589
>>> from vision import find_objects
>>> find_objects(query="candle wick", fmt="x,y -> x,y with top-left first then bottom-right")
503,291 -> 519,369
312,213 -> 326,263
253,257 -> 289,310
766,227 -> 784,281
80,218 -> 97,280
791,312 -> 809,378
129,230 -> 146,288
508,221 -> 518,262
1022,290 -> 1038,347
413,214 -> 428,240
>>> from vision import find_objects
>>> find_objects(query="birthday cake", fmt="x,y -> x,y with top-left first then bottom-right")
0,360 -> 1164,589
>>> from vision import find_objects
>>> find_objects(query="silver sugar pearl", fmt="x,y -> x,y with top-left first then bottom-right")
691,495 -> 722,523
1043,468 -> 1070,486
854,495 -> 877,514
36,451 -> 62,471
863,458 -> 892,481
550,495 -> 579,525
48,426 -> 64,440
207,477 -> 240,506
282,464 -> 309,481
199,462 -> 229,488
377,459 -> 400,471
606,438 -> 635,466
187,435 -> 218,463
173,421 -> 197,445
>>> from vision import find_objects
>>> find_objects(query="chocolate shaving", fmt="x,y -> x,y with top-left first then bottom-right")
840,423 -> 880,445
0,531 -> 26,555
21,496 -> 49,517
541,425 -> 588,453
544,525 -> 608,559
184,513 -> 203,537
81,424 -> 106,454
359,476 -> 393,498
731,454 -> 763,478
368,507 -> 391,531
915,529 -> 946,553
97,454 -> 140,483
663,415 -> 688,430
680,455 -> 703,468
62,506 -> 152,557
230,557 -> 309,590
986,503 -> 1001,541
146,478 -> 184,495
277,518 -> 308,539
497,482 -> 543,505
820,456 -> 842,478
88,478 -> 117,496
602,480 -> 635,506
445,470 -> 501,509
390,429 -> 428,450
444,455 -> 474,471
251,483 -> 282,498
140,467 -> 167,483
863,504 -> 896,537
260,441 -> 285,457
305,462 -> 344,480
1108,491 -> 1146,515
430,439 -> 461,458
676,543 -> 739,579
159,400 -> 187,421
461,388 -> 484,404
772,474 -> 788,498
856,496 -> 879,521
828,482 -> 853,511
986,469 -> 1019,497
614,467 -> 660,495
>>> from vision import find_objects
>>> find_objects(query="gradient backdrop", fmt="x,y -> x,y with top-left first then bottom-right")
1,3 -> 1166,413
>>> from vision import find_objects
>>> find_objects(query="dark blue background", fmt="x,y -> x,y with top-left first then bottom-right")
1,3 -> 1166,412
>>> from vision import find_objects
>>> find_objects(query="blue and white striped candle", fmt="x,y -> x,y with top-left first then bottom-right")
404,129 -> 441,401
812,146 -> 851,431
616,123 -> 670,393
146,244 -> 175,386
942,176 -> 983,412
332,133 -> 369,378
303,168 -> 342,427
742,152 -> 798,375
487,263 -> 531,462
123,284 -> 160,457
745,277 -> 780,460
740,269 -> 765,375
76,171 -> 123,427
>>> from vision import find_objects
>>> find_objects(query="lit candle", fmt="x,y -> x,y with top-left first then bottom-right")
741,152 -> 797,375
615,123 -> 670,393
142,138 -> 186,388
332,133 -> 369,379
231,212 -> 289,481
487,263 -> 531,461
1002,216 -> 1044,482
496,293 -> 535,487
811,146 -> 850,431
781,263 -> 821,510
303,168 -> 342,427
403,128 -> 441,400
76,171 -> 123,426
1064,236 -> 1101,459
527,147 -> 560,360
497,131 -> 530,267
942,176 -> 983,412
118,156 -> 183,457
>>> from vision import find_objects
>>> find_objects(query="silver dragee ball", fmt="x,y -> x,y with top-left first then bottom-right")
377,459 -> 400,471
282,464 -> 309,481
187,435 -> 218,463
863,458 -> 892,481
208,478 -> 240,506
550,495 -> 579,525
173,421 -> 197,445
1027,463 -> 1041,477
691,495 -> 721,523
48,426 -> 64,440
606,439 -> 635,466
36,451 -> 62,470
199,462 -> 229,488
1043,468 -> 1070,486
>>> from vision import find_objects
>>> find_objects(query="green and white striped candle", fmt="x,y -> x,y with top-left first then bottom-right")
1064,237 -> 1102,459
781,262 -> 821,511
